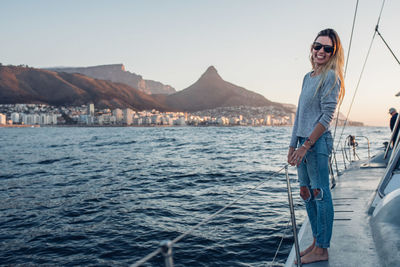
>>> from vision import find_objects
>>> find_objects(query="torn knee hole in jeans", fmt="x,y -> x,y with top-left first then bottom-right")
313,188 -> 324,200
300,187 -> 312,202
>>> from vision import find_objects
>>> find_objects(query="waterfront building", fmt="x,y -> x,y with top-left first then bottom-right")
123,108 -> 134,125
87,116 -> 96,125
78,114 -> 88,124
265,115 -> 271,126
21,114 -> 40,125
39,114 -> 57,125
11,113 -> 20,124
45,114 -> 58,125
0,113 -> 6,124
133,117 -> 143,126
87,103 -> 95,116
98,114 -> 116,125
151,114 -> 161,125
289,113 -> 295,125
173,117 -> 186,126
161,116 -> 173,126
216,116 -> 229,125
143,116 -> 151,125
113,108 -> 123,123
229,117 -> 240,125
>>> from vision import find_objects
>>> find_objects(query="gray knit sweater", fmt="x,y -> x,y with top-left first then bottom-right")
289,70 -> 340,148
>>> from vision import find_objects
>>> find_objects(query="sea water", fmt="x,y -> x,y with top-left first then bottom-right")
0,126 -> 389,266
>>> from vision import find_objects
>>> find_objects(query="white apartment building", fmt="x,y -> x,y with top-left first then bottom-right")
113,108 -> 123,123
173,117 -> 186,126
22,114 -> 40,125
160,116 -> 173,126
216,117 -> 229,125
265,115 -> 272,126
87,103 -> 95,116
123,108 -> 134,125
133,117 -> 143,126
78,114 -> 88,124
39,114 -> 58,125
142,117 -> 152,125
151,114 -> 161,125
0,113 -> 6,124
11,113 -> 20,123
289,113 -> 295,125
98,114 -> 116,125
229,117 -> 240,125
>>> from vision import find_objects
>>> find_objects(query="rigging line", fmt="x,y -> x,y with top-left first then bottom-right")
332,0 -> 359,142
270,220 -> 291,266
335,0 -> 386,151
335,30 -> 377,151
171,164 -> 288,245
376,28 -> 400,66
130,248 -> 162,267
131,164 -> 288,267
376,0 -> 386,27
344,0 -> 359,79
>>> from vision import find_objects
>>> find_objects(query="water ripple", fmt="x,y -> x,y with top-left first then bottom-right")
0,126 -> 387,266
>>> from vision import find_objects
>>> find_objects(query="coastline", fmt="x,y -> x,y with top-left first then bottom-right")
0,124 -> 40,128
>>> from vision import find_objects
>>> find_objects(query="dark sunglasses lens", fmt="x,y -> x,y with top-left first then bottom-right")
324,46 -> 334,53
313,44 -> 322,50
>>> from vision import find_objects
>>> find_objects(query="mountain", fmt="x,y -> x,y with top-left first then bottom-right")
45,64 -> 176,95
165,66 -> 291,113
0,65 -> 169,110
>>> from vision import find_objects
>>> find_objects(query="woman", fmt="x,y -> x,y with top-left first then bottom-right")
288,28 -> 345,264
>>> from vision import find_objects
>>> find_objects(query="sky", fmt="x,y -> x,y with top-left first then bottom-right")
1,0 -> 399,126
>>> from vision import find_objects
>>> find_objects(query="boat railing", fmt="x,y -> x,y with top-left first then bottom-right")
131,164 -> 303,267
340,135 -> 370,166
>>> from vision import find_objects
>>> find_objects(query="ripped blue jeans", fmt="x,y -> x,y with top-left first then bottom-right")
297,131 -> 334,248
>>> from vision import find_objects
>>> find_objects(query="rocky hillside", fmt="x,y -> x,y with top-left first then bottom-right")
46,64 -> 176,95
0,65 -> 169,110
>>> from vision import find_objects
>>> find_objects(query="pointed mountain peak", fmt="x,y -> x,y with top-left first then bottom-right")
205,65 -> 218,73
199,65 -> 222,81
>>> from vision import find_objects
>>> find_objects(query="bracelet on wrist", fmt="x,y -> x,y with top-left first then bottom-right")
306,138 -> 314,147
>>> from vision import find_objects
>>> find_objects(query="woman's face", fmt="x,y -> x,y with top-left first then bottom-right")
312,36 -> 334,68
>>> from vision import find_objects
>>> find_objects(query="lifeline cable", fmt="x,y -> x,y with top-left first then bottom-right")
131,164 -> 289,267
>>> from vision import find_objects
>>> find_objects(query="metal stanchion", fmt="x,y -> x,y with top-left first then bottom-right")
341,147 -> 347,169
285,165 -> 302,266
160,240 -> 174,267
332,148 -> 340,177
329,157 -> 336,189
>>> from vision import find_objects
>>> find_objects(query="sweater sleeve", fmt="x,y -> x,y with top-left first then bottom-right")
289,106 -> 299,148
289,74 -> 307,148
318,71 -> 340,129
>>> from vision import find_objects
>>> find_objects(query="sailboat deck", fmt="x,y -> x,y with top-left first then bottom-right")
285,160 -> 386,267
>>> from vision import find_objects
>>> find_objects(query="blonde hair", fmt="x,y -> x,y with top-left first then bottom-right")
310,28 -> 345,104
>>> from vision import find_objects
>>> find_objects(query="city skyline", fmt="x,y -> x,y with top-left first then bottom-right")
1,0 -> 400,126
0,103 -> 295,127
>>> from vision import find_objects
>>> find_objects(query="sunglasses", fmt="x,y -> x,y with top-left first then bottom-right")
313,42 -> 335,54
